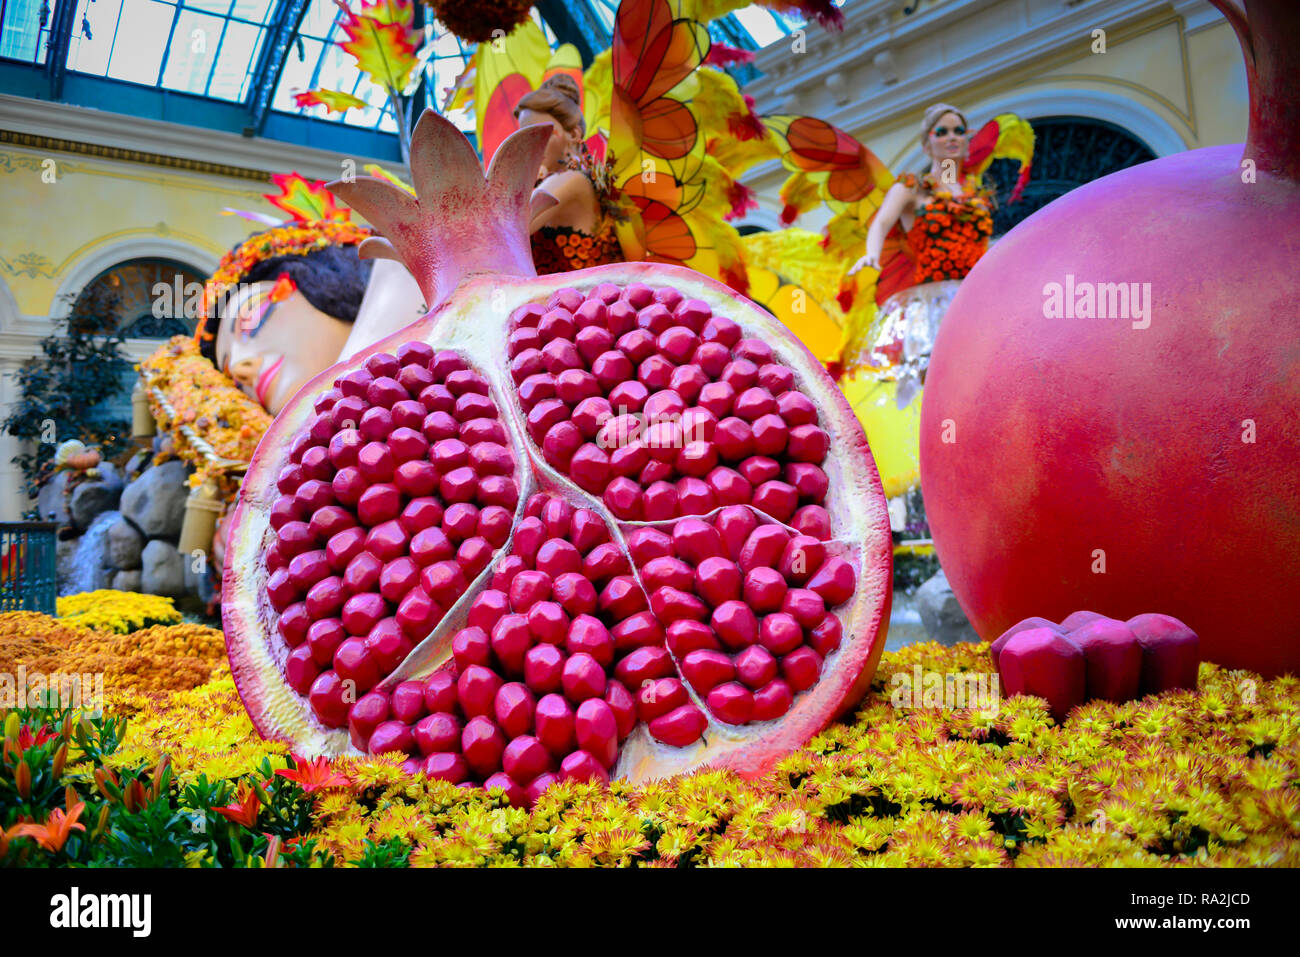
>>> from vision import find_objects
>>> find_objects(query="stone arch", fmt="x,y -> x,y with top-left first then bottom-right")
50,235 -> 217,323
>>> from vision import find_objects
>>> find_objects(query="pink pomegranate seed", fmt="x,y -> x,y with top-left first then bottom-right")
277,604 -> 311,647
760,613 -> 804,656
458,665 -> 503,719
333,636 -> 380,693
559,750 -> 609,784
648,704 -> 707,747
681,648 -> 735,692
524,643 -> 565,693
396,587 -> 441,639
665,620 -> 721,657
566,615 -> 614,666
735,645 -> 778,689
490,615 -> 532,676
792,504 -> 833,540
743,567 -> 788,613
614,646 -> 675,688
308,671 -> 349,726
341,592 -> 386,636
785,458 -> 829,499
739,525 -> 791,573
636,677 -> 688,722
534,694 -> 577,756
562,652 -> 607,702
424,752 -> 469,784
304,576 -> 345,618
808,614 -> 843,657
452,626 -> 492,670
461,716 -> 506,777
503,735 -> 553,783
307,619 -> 347,666
575,699 -> 619,768
711,600 -> 759,650
494,682 -> 536,738
782,647 -> 823,692
707,682 -> 754,725
285,645 -> 320,695
368,721 -> 415,756
551,573 -> 598,617
807,556 -> 856,606
348,692 -> 390,749
357,483 -> 402,525
423,671 -> 457,713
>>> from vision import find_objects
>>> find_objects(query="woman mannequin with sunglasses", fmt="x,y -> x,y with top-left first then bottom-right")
843,103 -> 995,409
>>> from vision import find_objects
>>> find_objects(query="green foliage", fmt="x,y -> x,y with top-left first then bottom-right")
0,701 -> 332,869
1,284 -> 134,499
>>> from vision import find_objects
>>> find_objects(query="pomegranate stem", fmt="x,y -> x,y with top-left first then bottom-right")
1209,0 -> 1300,182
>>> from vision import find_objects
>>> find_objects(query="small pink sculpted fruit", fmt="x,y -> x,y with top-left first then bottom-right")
997,628 -> 1086,723
222,111 -> 892,804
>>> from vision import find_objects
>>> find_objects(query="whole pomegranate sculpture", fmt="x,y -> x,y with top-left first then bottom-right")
222,110 -> 892,796
921,0 -> 1299,677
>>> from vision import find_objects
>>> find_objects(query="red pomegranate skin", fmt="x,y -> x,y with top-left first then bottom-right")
921,144 -> 1300,677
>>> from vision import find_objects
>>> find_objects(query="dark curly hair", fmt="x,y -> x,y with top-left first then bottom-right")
198,243 -> 373,363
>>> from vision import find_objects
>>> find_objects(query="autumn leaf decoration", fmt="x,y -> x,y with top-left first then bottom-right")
294,0 -> 427,160
264,172 -> 353,223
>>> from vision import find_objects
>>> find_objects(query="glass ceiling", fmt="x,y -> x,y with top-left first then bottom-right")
1,1 -> 821,142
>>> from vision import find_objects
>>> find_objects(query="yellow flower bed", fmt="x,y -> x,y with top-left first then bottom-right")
92,639 -> 1300,867
56,590 -> 183,635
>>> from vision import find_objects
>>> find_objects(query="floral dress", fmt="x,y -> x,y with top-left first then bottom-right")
530,145 -> 625,275
900,172 -> 995,284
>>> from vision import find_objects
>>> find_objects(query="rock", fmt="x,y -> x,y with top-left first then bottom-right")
916,570 -> 979,646
56,536 -> 79,585
140,540 -> 187,597
37,471 -> 71,525
111,569 -> 142,592
106,517 -> 144,570
69,479 -> 123,531
120,460 -> 189,539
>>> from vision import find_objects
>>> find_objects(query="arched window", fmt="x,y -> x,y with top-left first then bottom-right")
69,258 -> 206,339
986,117 -> 1157,236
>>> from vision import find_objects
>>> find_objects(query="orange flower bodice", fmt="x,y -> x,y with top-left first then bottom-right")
531,224 -> 623,275
900,173 -> 994,285
530,145 -> 626,275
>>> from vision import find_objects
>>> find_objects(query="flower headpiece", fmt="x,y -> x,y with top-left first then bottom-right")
196,172 -> 374,351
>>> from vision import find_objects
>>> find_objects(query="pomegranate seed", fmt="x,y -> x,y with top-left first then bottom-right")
648,704 -> 707,747
458,665 -> 503,718
423,671 -> 457,713
807,556 -> 856,606
307,618 -> 347,666
277,603 -> 311,647
552,573 -> 598,617
735,645 -> 778,689
424,752 -> 469,783
566,614 -> 614,666
559,750 -> 609,784
503,735 -> 553,783
792,504 -> 833,540
494,682 -> 536,738
490,614 -> 532,675
681,648 -> 735,692
672,518 -> 725,563
707,682 -> 754,725
575,699 -> 619,768
534,694 -> 577,755
665,620 -> 720,656
743,567 -> 788,613
452,626 -> 492,670
305,576 -> 345,618
461,716 -> 506,777
308,671 -> 349,726
357,483 -> 402,525
605,681 -> 636,739
524,643 -> 565,693
711,600 -> 759,650
348,692 -> 390,749
561,652 -> 606,702
614,646 -> 674,687
636,677 -> 688,722
603,477 -> 642,519
342,592 -> 387,636
369,721 -> 415,756
395,587 -> 442,639
334,636 -> 379,692
808,614 -> 843,657
781,646 -> 823,692
752,480 -> 799,522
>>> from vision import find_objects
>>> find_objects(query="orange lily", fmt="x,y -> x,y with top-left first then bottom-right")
215,785 -> 261,829
13,799 -> 86,853
274,754 -> 350,794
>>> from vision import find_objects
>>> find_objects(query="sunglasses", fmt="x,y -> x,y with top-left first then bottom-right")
931,125 -> 967,137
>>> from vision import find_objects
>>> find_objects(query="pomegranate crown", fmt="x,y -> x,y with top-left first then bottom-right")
327,109 -> 554,312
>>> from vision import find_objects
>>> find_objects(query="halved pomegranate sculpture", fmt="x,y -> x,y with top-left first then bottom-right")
223,111 -> 891,797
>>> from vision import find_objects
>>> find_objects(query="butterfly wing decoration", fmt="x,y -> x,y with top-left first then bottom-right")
963,113 -> 1036,201
607,0 -> 751,292
473,19 -> 586,167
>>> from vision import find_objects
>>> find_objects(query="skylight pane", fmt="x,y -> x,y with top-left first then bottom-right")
228,0 -> 276,24
160,10 -> 224,93
0,0 -> 57,63
66,0 -> 116,74
106,0 -> 175,85
271,34 -> 322,110
207,19 -> 263,100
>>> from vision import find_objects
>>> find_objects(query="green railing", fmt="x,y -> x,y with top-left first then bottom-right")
0,522 -> 59,616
